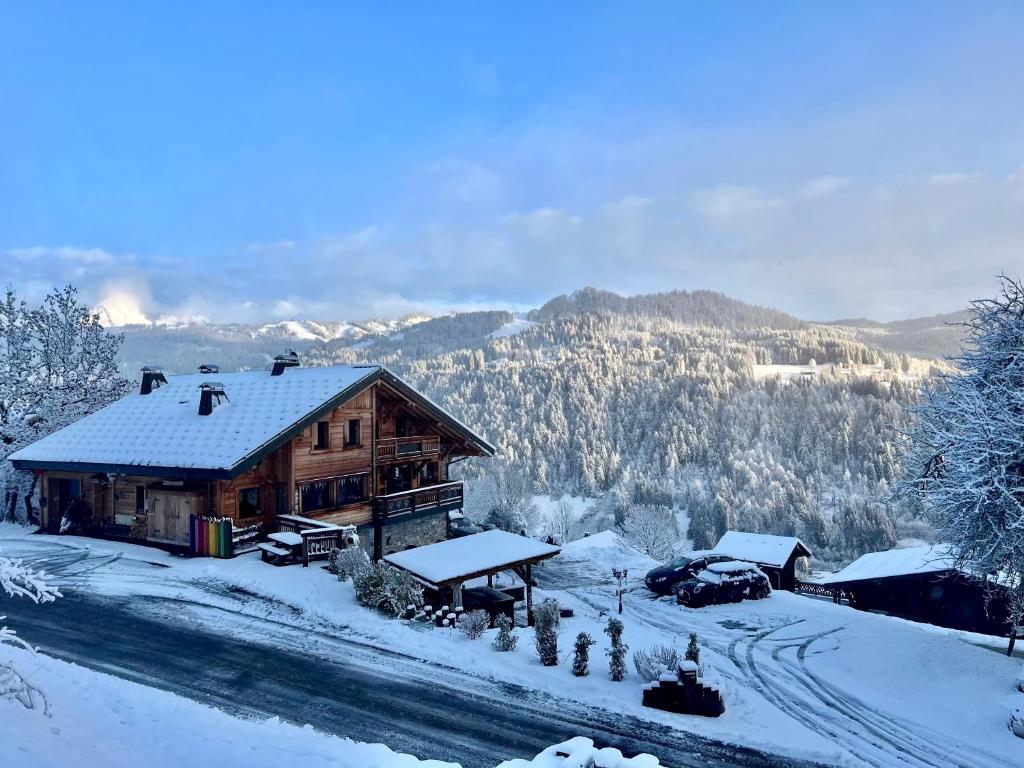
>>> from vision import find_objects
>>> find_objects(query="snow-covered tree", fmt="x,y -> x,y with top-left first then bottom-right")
571,631 -> 596,677
547,498 -> 583,544
604,617 -> 627,681
492,614 -> 517,651
898,276 -> 1024,627
533,599 -> 560,666
483,461 -> 539,534
1,286 -> 130,523
619,504 -> 679,560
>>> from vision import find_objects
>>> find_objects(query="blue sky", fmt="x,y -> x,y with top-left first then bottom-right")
2,2 -> 1022,323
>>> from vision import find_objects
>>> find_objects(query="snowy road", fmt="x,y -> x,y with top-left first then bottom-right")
4,590 -> 820,768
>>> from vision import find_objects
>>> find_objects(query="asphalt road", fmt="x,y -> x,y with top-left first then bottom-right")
4,592 -> 822,768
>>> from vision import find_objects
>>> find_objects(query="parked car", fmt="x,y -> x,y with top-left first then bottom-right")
675,561 -> 772,608
644,551 -> 735,595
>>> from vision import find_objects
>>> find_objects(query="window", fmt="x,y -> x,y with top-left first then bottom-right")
238,487 -> 261,518
345,418 -> 361,447
395,414 -> 411,438
135,486 -> 145,515
314,420 -> 330,450
336,473 -> 369,505
418,462 -> 438,485
300,481 -> 332,512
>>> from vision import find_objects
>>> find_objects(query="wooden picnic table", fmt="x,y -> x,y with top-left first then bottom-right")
260,531 -> 304,565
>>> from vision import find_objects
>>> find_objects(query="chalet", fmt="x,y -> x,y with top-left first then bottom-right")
713,531 -> 812,591
821,544 -> 1012,636
9,361 -> 495,560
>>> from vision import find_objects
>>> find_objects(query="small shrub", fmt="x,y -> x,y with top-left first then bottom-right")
572,632 -> 597,677
492,615 -> 518,651
685,633 -> 700,665
335,545 -> 372,582
633,644 -> 680,682
353,562 -> 423,616
604,617 -> 628,681
533,599 -> 561,666
460,610 -> 490,640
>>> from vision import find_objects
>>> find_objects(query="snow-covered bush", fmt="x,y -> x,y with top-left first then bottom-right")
633,645 -> 679,683
605,617 -> 628,681
1010,705 -> 1024,739
333,545 -> 371,582
533,599 -> 561,666
492,614 -> 517,651
352,562 -> 423,617
459,610 -> 490,640
572,632 -> 596,677
495,736 -> 661,768
1,557 -> 60,709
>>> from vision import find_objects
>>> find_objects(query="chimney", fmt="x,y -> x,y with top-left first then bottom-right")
271,349 -> 300,376
140,367 -> 168,395
198,364 -> 220,374
198,382 -> 228,416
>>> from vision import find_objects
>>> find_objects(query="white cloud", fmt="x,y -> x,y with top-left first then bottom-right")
691,185 -> 786,226
800,176 -> 848,198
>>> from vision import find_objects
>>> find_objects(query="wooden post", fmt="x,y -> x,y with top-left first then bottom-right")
487,574 -> 493,588
1009,625 -> 1021,657
525,563 -> 534,626
302,531 -> 309,568
453,581 -> 463,609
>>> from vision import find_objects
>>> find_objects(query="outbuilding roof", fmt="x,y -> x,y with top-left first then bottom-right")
9,364 -> 495,480
821,544 -> 956,585
383,529 -> 560,587
713,531 -> 812,568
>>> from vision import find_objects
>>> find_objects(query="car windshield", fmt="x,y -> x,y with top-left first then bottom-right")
667,556 -> 694,569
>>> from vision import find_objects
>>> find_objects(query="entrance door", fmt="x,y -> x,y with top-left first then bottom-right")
45,478 -> 81,532
148,492 -> 195,544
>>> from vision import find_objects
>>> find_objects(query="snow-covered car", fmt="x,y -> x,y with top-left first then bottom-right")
675,561 -> 772,607
644,551 -> 735,595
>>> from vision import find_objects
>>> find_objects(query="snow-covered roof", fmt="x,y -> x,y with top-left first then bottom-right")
713,531 -> 812,568
384,530 -> 560,587
821,544 -> 956,585
9,364 -> 495,479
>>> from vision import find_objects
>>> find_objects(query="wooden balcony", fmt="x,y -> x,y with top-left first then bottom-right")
374,481 -> 463,523
375,435 -> 441,462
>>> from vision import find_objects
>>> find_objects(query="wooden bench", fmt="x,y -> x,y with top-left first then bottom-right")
258,542 -> 292,565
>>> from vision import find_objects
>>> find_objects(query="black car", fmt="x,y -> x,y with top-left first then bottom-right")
448,516 -> 489,538
675,561 -> 772,608
644,551 -> 735,595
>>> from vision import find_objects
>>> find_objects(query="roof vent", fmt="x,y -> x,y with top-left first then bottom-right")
198,364 -> 220,374
140,367 -> 168,395
198,382 -> 229,416
271,349 -> 300,376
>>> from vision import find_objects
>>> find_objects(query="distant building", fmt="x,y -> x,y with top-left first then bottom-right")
713,531 -> 812,591
821,544 -> 1011,636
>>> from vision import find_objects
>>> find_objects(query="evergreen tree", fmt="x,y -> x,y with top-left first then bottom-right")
685,633 -> 700,666
533,599 -> 561,666
572,632 -> 596,677
604,617 -> 627,681
492,614 -> 517,651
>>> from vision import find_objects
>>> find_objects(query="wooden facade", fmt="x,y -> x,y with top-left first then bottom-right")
32,377 -> 488,558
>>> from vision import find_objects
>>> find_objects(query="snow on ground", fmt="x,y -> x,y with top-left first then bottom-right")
0,644 -> 455,768
3,523 -> 1023,768
489,319 -> 539,339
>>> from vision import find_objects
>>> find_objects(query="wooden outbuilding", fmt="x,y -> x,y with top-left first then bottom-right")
713,531 -> 812,591
821,544 -> 1012,636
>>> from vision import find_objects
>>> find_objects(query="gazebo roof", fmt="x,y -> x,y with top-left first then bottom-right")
383,530 -> 560,587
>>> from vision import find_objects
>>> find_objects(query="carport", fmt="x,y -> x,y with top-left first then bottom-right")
383,529 -> 560,624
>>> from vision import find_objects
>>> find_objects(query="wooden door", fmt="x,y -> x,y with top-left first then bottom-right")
148,492 -> 192,544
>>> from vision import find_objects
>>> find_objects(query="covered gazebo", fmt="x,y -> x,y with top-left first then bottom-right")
383,529 -> 560,623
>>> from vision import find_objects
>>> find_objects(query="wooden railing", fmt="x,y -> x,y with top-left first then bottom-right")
375,435 -> 441,462
374,481 -> 463,522
276,514 -> 356,566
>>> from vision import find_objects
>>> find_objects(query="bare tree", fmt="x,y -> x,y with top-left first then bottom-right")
619,504 -> 680,560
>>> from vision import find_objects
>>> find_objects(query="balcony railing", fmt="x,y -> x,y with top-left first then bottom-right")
376,435 -> 440,462
374,481 -> 463,522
